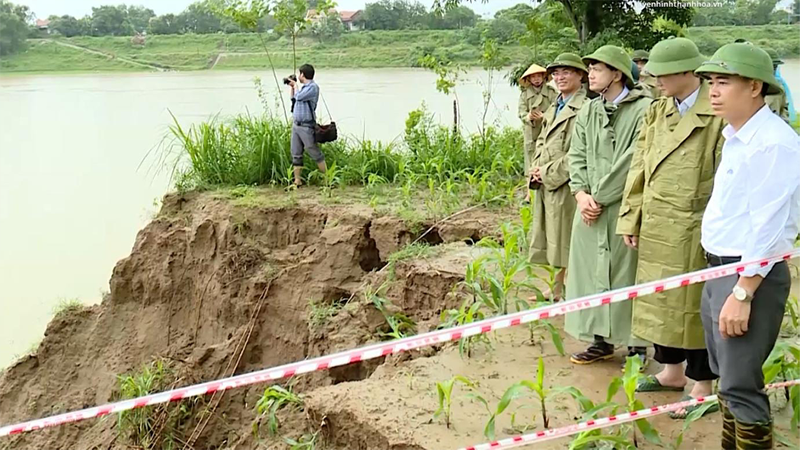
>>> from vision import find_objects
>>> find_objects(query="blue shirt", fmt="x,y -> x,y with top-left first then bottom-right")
292,80 -> 319,124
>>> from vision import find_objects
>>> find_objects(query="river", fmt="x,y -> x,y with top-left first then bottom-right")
1,62 -> 799,368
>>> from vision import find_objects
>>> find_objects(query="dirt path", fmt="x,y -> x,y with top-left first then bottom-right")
48,40 -> 168,72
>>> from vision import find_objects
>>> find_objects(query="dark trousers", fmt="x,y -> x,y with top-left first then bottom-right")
653,344 -> 717,381
700,257 -> 790,423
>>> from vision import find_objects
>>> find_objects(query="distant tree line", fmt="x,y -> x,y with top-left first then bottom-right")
692,0 -> 799,26
35,0 -> 478,38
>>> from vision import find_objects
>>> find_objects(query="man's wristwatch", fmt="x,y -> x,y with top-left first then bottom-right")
732,285 -> 753,303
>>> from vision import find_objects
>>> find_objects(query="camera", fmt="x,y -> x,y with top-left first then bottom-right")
283,74 -> 297,85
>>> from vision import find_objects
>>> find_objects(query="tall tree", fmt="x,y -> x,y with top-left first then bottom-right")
90,5 -> 130,36
148,13 -> 185,34
125,5 -> 156,33
48,14 -> 84,37
435,0 -> 694,48
0,0 -> 29,56
181,1 -> 223,33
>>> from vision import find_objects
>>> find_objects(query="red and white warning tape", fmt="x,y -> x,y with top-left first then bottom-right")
458,379 -> 800,450
1,250 -> 798,438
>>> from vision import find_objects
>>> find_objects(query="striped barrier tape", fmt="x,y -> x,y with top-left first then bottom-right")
458,379 -> 800,450
1,249 -> 798,437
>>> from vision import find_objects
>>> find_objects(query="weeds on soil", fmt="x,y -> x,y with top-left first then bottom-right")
253,384 -> 304,437
284,432 -> 319,449
117,360 -> 196,450
52,298 -> 84,317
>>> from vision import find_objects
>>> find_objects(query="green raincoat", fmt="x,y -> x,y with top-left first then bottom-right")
530,87 -> 589,268
564,85 -> 653,347
519,83 -> 558,172
765,91 -> 790,122
617,81 -> 725,349
639,73 -> 661,98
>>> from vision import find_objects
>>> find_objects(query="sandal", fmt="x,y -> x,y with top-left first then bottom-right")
668,395 -> 719,420
570,343 -> 614,365
636,375 -> 685,393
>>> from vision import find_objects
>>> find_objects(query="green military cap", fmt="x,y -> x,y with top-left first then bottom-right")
631,50 -> 650,62
547,52 -> 588,75
695,42 -> 782,95
764,47 -> 784,65
583,45 -> 635,89
644,37 -> 706,77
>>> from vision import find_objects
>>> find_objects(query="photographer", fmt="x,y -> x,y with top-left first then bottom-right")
288,64 -> 327,187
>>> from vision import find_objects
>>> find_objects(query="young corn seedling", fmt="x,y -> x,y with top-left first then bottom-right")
620,356 -> 662,447
440,297 -> 492,358
253,384 -> 304,437
433,375 -> 478,429
320,163 -> 342,198
367,286 -> 416,340
762,340 -> 800,433
484,357 -> 564,440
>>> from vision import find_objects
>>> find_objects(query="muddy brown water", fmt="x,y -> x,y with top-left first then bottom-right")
0,63 -> 799,368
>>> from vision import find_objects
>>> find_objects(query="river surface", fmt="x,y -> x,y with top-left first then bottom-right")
1,63 -> 799,368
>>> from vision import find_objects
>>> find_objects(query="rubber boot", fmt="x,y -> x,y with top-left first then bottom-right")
718,397 -> 736,450
734,419 -> 773,449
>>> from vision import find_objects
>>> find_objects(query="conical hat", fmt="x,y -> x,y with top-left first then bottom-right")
520,63 -> 548,83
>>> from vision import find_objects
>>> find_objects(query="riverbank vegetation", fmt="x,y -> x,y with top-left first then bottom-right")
1,24 -> 797,75
2,0 -> 799,75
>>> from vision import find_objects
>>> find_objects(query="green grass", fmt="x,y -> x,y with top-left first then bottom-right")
3,25 -> 796,74
117,360 -> 196,449
0,40 -> 141,74
52,298 -> 84,317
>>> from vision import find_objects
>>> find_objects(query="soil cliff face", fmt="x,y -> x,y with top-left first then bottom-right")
0,190 -> 501,450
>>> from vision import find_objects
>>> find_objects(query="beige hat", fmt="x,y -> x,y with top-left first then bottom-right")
520,63 -> 548,84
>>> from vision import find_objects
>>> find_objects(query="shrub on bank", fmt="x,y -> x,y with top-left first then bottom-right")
165,106 -> 524,191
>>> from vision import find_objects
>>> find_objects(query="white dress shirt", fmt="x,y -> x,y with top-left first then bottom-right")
612,86 -> 630,104
701,104 -> 800,277
674,85 -> 701,117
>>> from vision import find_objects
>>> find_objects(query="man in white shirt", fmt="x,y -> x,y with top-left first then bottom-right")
696,42 -> 800,449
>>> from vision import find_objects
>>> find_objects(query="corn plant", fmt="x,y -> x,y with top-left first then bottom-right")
566,357 -> 660,449
368,288 -> 416,340
440,297 -> 492,358
484,357 -> 563,440
253,384 -> 304,437
762,340 -> 800,431
433,375 -> 477,429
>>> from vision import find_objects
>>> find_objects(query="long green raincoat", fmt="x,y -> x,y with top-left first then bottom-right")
564,85 -> 653,347
617,81 -> 725,349
519,83 -> 558,172
530,87 -> 589,268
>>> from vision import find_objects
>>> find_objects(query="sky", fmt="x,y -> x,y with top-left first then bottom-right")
19,0 -> 799,21
21,0 -> 530,20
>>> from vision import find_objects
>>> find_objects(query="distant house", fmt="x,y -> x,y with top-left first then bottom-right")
306,9 -> 363,31
35,19 -> 50,32
339,10 -> 363,31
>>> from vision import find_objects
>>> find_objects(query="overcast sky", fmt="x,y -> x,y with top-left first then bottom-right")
20,0 -> 798,20
21,0 -> 531,19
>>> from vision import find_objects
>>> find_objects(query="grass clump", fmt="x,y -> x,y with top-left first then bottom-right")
117,360 -> 197,450
52,298 -> 84,317
307,297 -> 345,330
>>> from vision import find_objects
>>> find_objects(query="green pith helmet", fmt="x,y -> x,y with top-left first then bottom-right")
631,50 -> 650,62
764,47 -> 784,65
547,52 -> 588,75
583,45 -> 635,89
695,43 -> 782,95
644,37 -> 705,76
